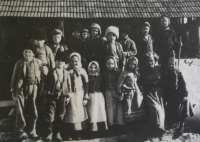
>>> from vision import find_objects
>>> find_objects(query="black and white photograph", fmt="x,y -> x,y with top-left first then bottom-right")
0,0 -> 200,142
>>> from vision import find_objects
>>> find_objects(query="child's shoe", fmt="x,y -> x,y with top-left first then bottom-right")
53,132 -> 62,141
45,132 -> 53,141
18,132 -> 28,140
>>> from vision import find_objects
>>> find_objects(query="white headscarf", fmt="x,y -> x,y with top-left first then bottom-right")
88,61 -> 100,76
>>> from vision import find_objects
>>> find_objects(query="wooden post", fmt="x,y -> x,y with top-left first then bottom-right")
178,36 -> 182,68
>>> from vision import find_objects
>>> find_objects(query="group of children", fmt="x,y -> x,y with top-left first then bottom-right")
10,16 -> 194,141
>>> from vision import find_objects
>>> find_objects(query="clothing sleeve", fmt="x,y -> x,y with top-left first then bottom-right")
117,71 -> 127,93
126,40 -> 137,57
178,71 -> 188,97
48,48 -> 55,70
118,43 -> 126,66
81,68 -> 89,99
10,61 -> 20,92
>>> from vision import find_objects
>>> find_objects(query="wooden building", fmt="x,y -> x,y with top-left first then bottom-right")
0,0 -> 200,100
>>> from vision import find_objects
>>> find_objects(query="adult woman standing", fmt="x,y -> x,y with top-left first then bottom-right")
141,52 -> 165,139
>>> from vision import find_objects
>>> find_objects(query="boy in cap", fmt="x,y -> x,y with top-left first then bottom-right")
50,29 -> 68,58
10,44 -> 44,140
81,29 -> 89,41
44,52 -> 71,141
83,23 -> 105,68
31,29 -> 55,76
103,26 -> 126,72
120,24 -> 137,59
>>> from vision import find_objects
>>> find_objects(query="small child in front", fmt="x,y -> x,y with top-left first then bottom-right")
10,45 -> 44,140
44,52 -> 71,141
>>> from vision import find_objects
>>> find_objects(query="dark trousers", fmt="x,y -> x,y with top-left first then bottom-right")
45,94 -> 66,133
16,85 -> 38,134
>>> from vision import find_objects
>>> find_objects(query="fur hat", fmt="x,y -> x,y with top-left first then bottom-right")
90,23 -> 101,35
105,26 -> 119,39
120,24 -> 131,35
55,51 -> 66,61
52,29 -> 63,35
32,29 -> 46,40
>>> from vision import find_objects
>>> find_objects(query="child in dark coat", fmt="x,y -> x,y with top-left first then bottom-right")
83,23 -> 104,68
44,52 -> 71,141
163,51 -> 194,133
154,16 -> 182,69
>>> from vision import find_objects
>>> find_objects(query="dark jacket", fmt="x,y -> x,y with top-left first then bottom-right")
163,68 -> 188,99
45,68 -> 71,98
103,70 -> 120,91
84,38 -> 104,66
120,37 -> 137,58
88,75 -> 104,93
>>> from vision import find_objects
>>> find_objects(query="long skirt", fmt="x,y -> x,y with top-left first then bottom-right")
105,90 -> 124,126
122,89 -> 146,123
87,92 -> 108,131
62,89 -> 88,130
144,87 -> 165,130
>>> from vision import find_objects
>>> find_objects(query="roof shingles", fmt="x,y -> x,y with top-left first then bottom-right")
0,0 -> 199,18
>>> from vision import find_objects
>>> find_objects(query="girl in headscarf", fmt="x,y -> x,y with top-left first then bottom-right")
62,52 -> 88,140
141,52 -> 165,140
87,61 -> 108,138
103,56 -> 124,136
117,57 -> 146,124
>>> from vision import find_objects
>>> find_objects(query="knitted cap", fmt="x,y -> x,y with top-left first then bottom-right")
32,29 -> 46,40
142,22 -> 151,28
55,51 -> 66,61
120,24 -> 131,35
81,29 -> 89,33
105,26 -> 119,39
52,29 -> 63,35
90,23 -> 101,35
